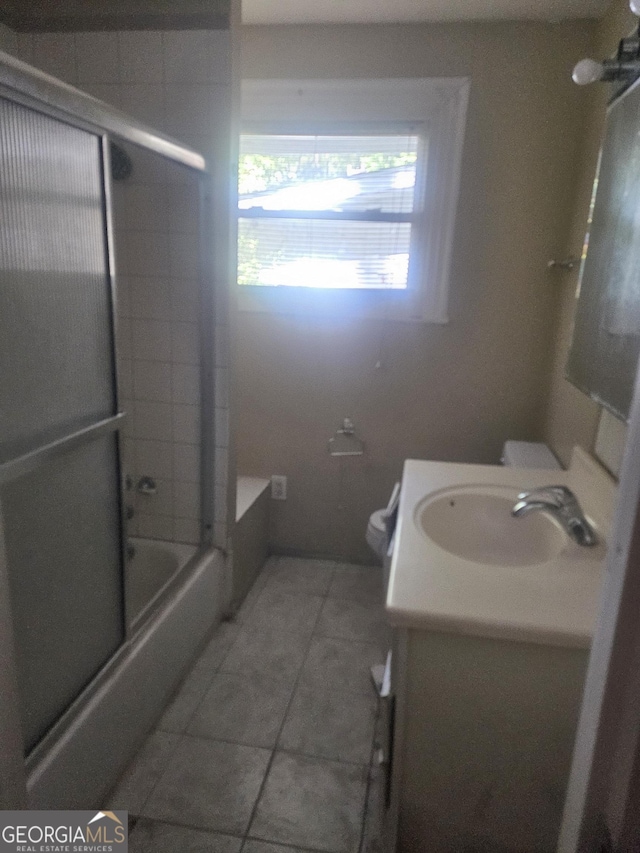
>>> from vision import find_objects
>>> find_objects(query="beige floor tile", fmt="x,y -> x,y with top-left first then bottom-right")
249,751 -> 367,853
279,682 -> 377,765
188,671 -> 293,748
142,736 -> 271,835
129,818 -> 242,852
108,731 -> 180,814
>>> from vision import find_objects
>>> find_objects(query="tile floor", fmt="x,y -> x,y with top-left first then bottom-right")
108,556 -> 390,853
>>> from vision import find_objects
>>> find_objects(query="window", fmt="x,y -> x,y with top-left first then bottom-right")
238,78 -> 470,322
238,132 -> 422,290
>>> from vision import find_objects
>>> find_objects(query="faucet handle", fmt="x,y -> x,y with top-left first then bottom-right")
516,484 -> 575,504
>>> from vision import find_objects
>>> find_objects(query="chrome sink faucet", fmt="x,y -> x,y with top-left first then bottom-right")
512,485 -> 598,546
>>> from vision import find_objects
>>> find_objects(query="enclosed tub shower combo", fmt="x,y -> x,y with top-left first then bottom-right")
0,50 -> 229,809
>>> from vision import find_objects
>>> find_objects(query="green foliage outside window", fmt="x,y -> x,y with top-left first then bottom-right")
239,151 -> 417,196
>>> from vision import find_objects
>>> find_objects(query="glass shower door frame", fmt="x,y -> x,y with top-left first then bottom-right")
0,123 -> 128,777
0,52 -> 214,806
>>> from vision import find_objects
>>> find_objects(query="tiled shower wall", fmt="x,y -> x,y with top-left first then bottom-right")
114,149 -> 203,545
5,29 -> 232,547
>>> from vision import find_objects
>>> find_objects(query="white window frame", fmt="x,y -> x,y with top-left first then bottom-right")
238,77 -> 470,323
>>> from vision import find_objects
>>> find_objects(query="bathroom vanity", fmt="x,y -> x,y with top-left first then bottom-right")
381,449 -> 615,853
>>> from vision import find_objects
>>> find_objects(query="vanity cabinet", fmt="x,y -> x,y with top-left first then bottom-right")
382,626 -> 588,853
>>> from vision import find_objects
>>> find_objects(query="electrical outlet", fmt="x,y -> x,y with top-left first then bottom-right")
271,475 -> 287,500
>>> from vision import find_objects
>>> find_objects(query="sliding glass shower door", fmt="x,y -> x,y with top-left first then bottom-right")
0,96 -> 125,754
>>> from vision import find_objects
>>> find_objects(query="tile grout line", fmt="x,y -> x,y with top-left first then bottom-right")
128,728 -> 184,820
160,622 -> 242,738
239,567 -> 330,845
241,557 -> 378,852
126,557 -> 383,848
137,624 -> 243,809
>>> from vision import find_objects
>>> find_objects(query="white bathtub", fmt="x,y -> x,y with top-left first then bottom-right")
28,543 -> 226,809
127,537 -> 197,625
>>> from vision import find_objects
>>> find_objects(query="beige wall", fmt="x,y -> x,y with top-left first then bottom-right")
237,20 -> 594,562
542,0 -> 635,467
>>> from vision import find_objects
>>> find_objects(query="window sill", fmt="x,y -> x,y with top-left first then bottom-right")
236,284 -> 448,324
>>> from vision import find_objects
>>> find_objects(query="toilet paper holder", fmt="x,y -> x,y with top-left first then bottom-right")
328,418 -> 364,456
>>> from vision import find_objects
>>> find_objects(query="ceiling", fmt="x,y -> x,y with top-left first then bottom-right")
0,0 -> 611,30
0,1 -> 230,32
241,0 -> 610,25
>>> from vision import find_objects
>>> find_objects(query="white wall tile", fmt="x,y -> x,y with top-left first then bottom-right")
32,33 -> 77,84
122,438 -> 136,475
119,31 -> 163,84
128,145 -> 167,185
112,183 -> 127,231
172,363 -> 199,405
164,85 -> 220,146
125,184 -> 169,233
135,439 -> 173,480
169,230 -> 199,279
118,357 -> 133,399
214,406 -> 229,448
121,398 -> 134,438
167,182 -> 200,234
82,83 -> 123,109
125,231 -> 170,278
116,274 -> 131,318
163,30 -> 226,84
133,360 -> 172,402
173,404 -> 200,444
170,278 -> 199,323
172,321 -> 200,364
214,324 -> 229,368
174,442 -> 200,483
137,477 -> 173,516
206,30 -> 231,84
166,153 -> 201,186
132,319 -> 172,362
214,366 -> 229,408
118,315 -> 132,361
121,84 -> 166,131
214,483 -> 227,523
137,513 -> 174,541
134,401 -> 173,442
130,277 -> 172,322
174,517 -> 200,545
174,480 -> 200,519
214,446 -> 228,485
76,32 -> 120,84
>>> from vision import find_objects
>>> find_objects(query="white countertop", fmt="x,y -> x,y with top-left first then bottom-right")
386,448 -> 616,648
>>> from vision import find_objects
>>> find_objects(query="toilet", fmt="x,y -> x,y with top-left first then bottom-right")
501,440 -> 561,470
366,482 -> 400,563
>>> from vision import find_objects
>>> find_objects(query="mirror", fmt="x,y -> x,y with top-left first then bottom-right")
566,76 -> 640,422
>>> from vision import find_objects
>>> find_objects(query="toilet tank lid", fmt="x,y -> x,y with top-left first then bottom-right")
502,440 -> 562,469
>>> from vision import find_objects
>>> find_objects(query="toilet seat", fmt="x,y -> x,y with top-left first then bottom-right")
366,509 -> 388,560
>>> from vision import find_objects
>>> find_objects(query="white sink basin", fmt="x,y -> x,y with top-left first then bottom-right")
414,486 -> 568,567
